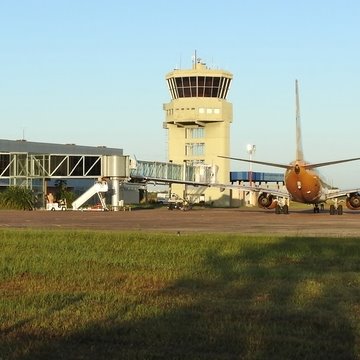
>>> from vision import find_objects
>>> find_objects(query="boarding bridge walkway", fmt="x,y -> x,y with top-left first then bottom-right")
130,160 -> 215,184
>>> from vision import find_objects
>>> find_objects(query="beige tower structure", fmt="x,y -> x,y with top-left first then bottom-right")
163,58 -> 233,206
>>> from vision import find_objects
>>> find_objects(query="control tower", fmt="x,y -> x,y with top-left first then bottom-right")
163,57 -> 233,206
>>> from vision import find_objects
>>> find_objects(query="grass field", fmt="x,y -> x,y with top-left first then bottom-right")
1,229 -> 360,359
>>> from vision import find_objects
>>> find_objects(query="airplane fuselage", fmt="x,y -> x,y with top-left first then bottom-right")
284,161 -> 322,204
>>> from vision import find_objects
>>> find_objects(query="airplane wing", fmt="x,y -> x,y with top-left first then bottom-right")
131,174 -> 290,198
210,182 -> 290,199
325,188 -> 360,200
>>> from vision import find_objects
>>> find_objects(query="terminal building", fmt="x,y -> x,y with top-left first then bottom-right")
163,58 -> 233,206
0,139 -> 131,209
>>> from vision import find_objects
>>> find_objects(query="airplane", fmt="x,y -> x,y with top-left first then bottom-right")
219,80 -> 360,215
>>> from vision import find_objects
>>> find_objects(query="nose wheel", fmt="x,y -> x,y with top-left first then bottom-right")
313,203 -> 325,213
275,204 -> 289,214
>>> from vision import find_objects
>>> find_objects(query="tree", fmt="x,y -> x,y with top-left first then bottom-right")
54,180 -> 75,207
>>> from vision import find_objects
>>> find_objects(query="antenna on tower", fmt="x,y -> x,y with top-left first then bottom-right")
192,50 -> 197,69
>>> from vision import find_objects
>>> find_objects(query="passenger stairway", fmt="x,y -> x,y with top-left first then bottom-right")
72,180 -> 108,210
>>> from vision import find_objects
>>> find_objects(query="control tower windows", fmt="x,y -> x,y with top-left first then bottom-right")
167,76 -> 231,99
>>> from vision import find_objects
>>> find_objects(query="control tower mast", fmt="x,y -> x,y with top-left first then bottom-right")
163,56 -> 233,206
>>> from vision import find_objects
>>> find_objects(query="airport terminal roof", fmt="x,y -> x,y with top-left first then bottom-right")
0,139 -> 123,156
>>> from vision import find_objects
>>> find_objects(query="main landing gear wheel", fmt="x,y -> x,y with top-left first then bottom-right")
329,204 -> 343,215
275,205 -> 289,214
337,204 -> 343,215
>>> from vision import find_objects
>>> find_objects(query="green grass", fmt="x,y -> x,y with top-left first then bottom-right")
1,230 -> 360,359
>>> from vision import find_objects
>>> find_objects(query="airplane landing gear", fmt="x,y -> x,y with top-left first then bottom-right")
330,204 -> 343,215
329,198 -> 343,215
275,204 -> 289,214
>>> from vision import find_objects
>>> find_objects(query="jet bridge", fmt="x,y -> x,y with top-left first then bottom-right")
129,159 -> 216,184
106,157 -> 215,210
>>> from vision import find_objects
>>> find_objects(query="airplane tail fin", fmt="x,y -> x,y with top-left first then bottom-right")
295,79 -> 304,162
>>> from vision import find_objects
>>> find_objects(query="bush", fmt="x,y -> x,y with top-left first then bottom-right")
0,186 -> 35,210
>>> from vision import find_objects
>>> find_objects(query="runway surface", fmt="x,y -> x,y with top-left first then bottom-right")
0,207 -> 359,237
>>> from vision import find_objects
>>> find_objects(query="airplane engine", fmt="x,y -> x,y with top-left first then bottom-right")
346,193 -> 360,210
258,193 -> 277,209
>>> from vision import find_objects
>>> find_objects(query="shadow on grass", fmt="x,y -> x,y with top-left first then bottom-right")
2,293 -> 86,336
6,237 -> 360,359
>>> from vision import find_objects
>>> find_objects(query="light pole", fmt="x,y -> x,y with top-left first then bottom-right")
246,144 -> 256,186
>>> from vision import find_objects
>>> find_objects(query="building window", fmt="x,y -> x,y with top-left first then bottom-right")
185,144 -> 191,156
186,128 -> 205,139
198,107 -> 220,115
193,143 -> 205,156
185,143 -> 205,156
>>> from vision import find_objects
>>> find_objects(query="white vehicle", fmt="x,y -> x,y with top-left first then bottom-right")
46,200 -> 67,211
156,192 -> 171,204
167,193 -> 192,211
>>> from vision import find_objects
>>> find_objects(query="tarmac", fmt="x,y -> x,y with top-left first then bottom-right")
0,207 -> 359,237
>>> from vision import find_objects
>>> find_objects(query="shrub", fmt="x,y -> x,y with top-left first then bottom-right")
0,186 -> 35,210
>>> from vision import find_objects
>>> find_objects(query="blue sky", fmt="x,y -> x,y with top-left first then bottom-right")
1,0 -> 359,187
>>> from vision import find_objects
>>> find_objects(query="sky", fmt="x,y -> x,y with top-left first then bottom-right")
1,0 -> 359,188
